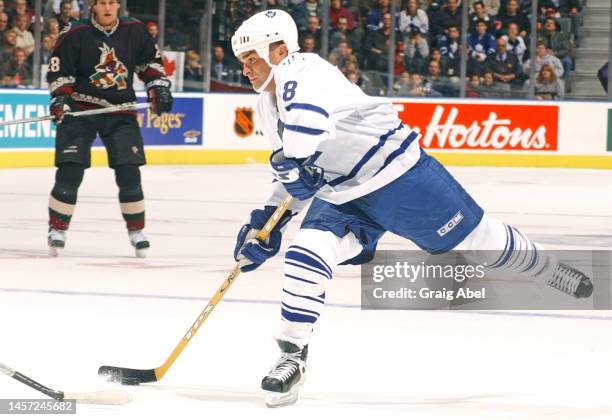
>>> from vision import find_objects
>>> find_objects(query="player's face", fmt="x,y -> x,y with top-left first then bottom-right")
93,0 -> 120,27
239,51 -> 272,92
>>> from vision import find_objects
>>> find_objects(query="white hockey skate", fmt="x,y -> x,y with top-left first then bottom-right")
541,256 -> 593,298
47,228 -> 66,257
128,230 -> 150,258
261,340 -> 308,408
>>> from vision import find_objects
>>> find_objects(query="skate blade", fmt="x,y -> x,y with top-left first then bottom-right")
264,388 -> 300,408
49,246 -> 60,257
134,248 -> 147,258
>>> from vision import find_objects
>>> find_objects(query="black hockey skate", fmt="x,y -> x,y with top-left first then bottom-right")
47,228 -> 66,257
261,340 -> 308,408
545,259 -> 593,298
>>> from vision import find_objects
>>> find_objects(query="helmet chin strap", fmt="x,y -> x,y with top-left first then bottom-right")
253,45 -> 276,93
254,66 -> 276,93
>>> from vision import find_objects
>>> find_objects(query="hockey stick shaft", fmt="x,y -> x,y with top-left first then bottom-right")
152,195 -> 294,380
0,102 -> 151,127
0,362 -> 63,400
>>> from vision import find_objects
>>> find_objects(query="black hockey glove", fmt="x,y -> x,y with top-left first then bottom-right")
146,79 -> 173,115
49,95 -> 76,124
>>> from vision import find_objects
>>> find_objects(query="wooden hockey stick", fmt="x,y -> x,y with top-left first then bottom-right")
98,195 -> 294,385
0,102 -> 151,127
0,363 -> 132,405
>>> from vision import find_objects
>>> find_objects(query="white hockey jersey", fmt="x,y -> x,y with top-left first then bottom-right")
258,52 -> 421,209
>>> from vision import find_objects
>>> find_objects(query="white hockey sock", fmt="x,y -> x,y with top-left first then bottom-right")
277,229 -> 346,348
454,214 -> 547,278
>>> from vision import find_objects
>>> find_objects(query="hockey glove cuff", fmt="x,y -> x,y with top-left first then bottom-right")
269,150 -> 325,201
49,95 -> 76,124
234,206 -> 293,272
146,79 -> 173,115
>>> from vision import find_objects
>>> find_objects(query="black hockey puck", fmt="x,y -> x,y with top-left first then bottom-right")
121,377 -> 141,386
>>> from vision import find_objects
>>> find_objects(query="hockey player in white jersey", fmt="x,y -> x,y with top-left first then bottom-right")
231,9 -> 592,408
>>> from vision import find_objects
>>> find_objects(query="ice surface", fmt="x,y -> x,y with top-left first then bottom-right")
1,164 -> 612,419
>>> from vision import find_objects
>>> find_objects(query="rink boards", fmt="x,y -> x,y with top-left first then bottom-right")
0,89 -> 611,168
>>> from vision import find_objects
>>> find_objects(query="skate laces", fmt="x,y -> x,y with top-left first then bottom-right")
268,352 -> 302,382
547,263 -> 583,295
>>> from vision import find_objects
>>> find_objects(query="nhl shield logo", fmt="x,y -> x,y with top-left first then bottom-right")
234,107 -> 254,138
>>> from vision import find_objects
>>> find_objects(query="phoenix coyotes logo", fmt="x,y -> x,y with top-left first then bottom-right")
234,107 -> 254,138
90,43 -> 128,90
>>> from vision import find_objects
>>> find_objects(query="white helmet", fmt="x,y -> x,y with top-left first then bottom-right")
231,9 -> 300,92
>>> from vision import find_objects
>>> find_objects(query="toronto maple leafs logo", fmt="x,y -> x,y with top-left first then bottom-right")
90,43 -> 128,90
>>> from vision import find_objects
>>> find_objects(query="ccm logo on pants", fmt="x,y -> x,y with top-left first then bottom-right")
437,211 -> 464,237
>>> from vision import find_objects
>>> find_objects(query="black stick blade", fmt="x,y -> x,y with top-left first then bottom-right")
98,366 -> 157,385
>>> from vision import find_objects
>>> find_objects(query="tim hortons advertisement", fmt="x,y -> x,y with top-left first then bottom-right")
394,101 -> 559,152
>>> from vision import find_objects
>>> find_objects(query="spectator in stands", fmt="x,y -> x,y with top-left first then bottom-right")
41,34 -> 54,65
44,0 -> 79,19
522,40 -> 564,78
525,63 -> 564,99
44,18 -> 60,43
465,74 -> 482,97
0,28 -> 15,60
469,1 -> 495,33
496,0 -> 529,36
328,40 -> 359,73
438,24 -> 460,77
425,59 -> 455,96
211,45 -> 238,82
404,29 -> 429,74
468,19 -> 496,75
398,0 -> 429,37
0,12 -> 8,38
365,0 -> 389,31
440,0 -> 462,36
0,0 -> 5,15
293,0 -> 322,32
302,34 -> 318,54
299,15 -> 322,53
415,72 -> 443,96
486,36 -> 521,86
364,12 -> 397,72
12,13 -> 32,55
146,22 -> 158,43
330,15 -> 361,50
473,0 -> 500,17
502,22 -> 526,63
0,47 -> 31,85
184,50 -> 203,90
559,0 -> 581,46
347,70 -> 360,85
538,17 -> 572,78
330,0 -> 356,30
55,0 -> 76,32
428,47 -> 456,79
393,70 -> 411,95
479,70 -> 510,96
8,0 -> 28,26
428,2 -> 447,39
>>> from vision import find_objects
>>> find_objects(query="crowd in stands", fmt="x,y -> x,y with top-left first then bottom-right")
0,0 -> 581,100
210,0 -> 582,99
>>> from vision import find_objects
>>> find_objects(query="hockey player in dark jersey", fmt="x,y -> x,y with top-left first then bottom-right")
46,0 -> 173,257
